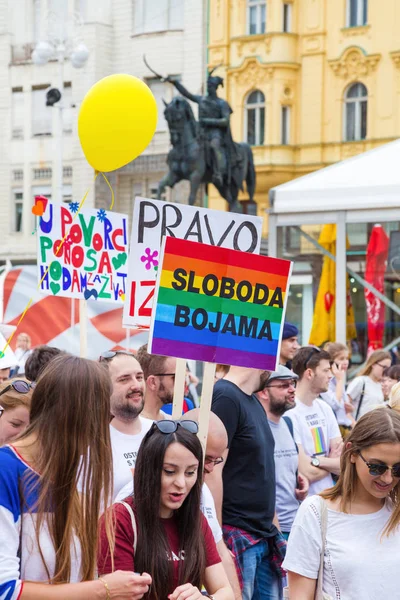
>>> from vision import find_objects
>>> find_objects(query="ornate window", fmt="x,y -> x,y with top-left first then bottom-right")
248,0 -> 266,35
347,0 -> 367,27
344,83 -> 367,141
245,90 -> 265,146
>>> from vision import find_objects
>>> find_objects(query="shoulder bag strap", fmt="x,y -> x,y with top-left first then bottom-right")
119,501 -> 137,553
355,380 -> 366,421
315,497 -> 328,600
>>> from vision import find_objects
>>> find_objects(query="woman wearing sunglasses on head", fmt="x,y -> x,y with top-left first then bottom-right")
282,408 -> 400,599
98,420 -> 233,600
0,354 -> 151,600
0,379 -> 33,445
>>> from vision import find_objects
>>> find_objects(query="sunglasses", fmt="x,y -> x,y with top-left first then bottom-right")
205,456 -> 224,466
151,420 -> 199,435
0,380 -> 35,398
303,346 -> 321,370
266,380 -> 297,390
99,350 -> 134,362
358,451 -> 400,478
154,373 -> 175,379
0,405 -> 3,418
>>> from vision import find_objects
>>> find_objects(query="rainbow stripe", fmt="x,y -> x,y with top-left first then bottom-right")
311,427 -> 327,455
149,237 -> 292,370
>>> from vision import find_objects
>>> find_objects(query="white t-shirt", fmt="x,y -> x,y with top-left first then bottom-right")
285,397 -> 341,495
114,480 -> 223,544
283,495 -> 400,600
346,375 -> 384,419
110,417 -> 153,500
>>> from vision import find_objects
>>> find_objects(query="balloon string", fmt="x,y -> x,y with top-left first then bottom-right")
101,172 -> 115,209
0,181 -> 96,358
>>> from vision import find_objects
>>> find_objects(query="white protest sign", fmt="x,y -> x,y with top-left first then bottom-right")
37,202 -> 129,302
123,197 -> 263,328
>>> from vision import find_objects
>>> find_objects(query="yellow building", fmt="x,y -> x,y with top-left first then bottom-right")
208,0 -> 400,231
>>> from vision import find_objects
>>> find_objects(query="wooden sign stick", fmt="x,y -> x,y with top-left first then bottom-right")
172,358 -> 187,419
198,362 -> 217,456
79,299 -> 88,358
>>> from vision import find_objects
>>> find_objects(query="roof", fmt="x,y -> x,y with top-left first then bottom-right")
271,139 -> 400,214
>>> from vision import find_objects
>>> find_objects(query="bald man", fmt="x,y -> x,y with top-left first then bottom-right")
115,410 -> 241,600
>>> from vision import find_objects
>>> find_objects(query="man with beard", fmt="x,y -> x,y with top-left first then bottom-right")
256,366 -> 309,538
136,344 -> 176,420
100,350 -> 153,499
208,366 -> 286,600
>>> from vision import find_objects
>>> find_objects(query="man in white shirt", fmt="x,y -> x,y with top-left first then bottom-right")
100,350 -> 153,499
136,344 -> 176,421
256,365 -> 309,536
285,346 -> 343,495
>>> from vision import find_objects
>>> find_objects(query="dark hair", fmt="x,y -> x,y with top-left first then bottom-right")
384,365 -> 400,381
24,345 -> 64,382
136,344 -> 168,381
321,408 -> 400,536
134,425 -> 205,600
292,346 -> 332,380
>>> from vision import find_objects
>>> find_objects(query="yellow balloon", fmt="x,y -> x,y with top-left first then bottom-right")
78,74 -> 158,172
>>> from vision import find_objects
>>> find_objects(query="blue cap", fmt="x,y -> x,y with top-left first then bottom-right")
282,322 -> 299,340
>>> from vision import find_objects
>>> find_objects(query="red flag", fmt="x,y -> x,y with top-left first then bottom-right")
365,225 -> 389,354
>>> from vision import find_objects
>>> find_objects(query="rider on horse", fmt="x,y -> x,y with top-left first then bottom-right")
164,68 -> 239,188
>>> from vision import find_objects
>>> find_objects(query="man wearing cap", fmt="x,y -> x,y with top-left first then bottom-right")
279,322 -> 299,368
256,366 -> 309,538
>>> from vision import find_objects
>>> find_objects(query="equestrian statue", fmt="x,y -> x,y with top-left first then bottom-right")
144,59 -> 256,213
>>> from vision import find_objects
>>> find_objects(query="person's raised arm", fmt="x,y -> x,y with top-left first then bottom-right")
166,78 -> 201,104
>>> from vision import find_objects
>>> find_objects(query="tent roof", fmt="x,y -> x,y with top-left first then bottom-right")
271,139 -> 400,214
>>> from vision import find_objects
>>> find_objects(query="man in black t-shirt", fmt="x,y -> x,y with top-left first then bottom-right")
207,367 -> 285,600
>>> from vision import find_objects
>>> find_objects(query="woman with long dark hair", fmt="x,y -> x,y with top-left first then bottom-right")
98,420 -> 233,600
0,354 -> 150,600
283,408 -> 400,599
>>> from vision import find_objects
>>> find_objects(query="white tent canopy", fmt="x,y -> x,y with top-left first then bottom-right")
268,139 -> 400,343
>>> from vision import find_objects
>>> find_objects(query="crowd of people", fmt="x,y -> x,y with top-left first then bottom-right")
1,324 -> 400,600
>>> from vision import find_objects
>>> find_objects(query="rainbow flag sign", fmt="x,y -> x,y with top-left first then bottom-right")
148,237 -> 292,370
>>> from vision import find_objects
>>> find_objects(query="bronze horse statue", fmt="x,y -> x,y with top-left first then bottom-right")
157,96 -> 256,213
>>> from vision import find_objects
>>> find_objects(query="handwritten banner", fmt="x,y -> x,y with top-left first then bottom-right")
122,197 -> 263,329
37,202 -> 129,302
148,237 -> 293,370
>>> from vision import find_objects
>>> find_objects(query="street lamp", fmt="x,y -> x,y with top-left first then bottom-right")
31,11 -> 89,203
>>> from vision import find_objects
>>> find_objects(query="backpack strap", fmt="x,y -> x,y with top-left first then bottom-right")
355,380 -> 366,421
283,416 -> 298,454
119,501 -> 137,553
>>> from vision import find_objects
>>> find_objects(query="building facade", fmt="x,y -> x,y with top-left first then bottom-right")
0,0 -> 205,263
208,0 -> 400,352
208,0 -> 400,221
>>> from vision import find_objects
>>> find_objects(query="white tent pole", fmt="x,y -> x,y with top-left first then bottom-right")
335,213 -> 347,344
268,212 -> 278,257
295,226 -> 400,317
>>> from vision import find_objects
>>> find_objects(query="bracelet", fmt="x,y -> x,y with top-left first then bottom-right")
99,577 -> 111,600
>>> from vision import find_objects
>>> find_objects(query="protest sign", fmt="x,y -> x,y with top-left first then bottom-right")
123,197 -> 263,328
37,202 -> 129,302
148,236 -> 293,371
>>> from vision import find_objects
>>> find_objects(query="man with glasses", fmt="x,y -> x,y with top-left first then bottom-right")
285,346 -> 343,496
256,366 -> 309,539
99,350 -> 153,499
136,344 -> 177,421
